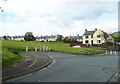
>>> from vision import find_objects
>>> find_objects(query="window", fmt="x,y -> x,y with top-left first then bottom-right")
91,35 -> 93,38
85,40 -> 89,43
97,40 -> 101,43
97,35 -> 101,38
85,36 -> 89,38
91,40 -> 93,44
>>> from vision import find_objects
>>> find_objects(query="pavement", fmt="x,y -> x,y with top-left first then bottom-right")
11,52 -> 119,83
2,51 -> 53,83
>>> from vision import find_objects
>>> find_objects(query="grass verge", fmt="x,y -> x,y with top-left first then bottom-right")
2,40 -> 105,67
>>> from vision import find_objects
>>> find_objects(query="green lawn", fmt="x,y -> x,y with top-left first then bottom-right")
2,40 -> 105,67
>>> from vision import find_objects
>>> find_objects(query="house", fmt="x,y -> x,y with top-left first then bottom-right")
82,28 -> 114,45
64,35 -> 83,43
0,37 -> 4,40
35,35 -> 59,42
107,35 -> 114,42
46,35 -> 57,42
35,36 -> 45,42
11,36 -> 24,41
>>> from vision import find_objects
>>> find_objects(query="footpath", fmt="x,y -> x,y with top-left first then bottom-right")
2,51 -> 53,83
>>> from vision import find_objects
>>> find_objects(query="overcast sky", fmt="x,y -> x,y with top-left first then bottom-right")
0,0 -> 119,36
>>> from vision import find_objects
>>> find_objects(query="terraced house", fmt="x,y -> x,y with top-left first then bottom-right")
83,28 -> 114,45
35,35 -> 58,42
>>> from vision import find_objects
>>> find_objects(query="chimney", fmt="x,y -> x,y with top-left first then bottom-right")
95,28 -> 97,31
85,29 -> 87,31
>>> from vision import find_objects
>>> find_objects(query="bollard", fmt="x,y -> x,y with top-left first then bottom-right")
26,46 -> 28,51
35,47 -> 37,51
40,46 -> 42,51
49,48 -> 51,51
114,51 -> 117,55
43,46 -> 45,51
110,51 -> 112,55
46,46 -> 48,51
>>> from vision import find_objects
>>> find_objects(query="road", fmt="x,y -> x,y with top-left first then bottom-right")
12,52 -> 118,82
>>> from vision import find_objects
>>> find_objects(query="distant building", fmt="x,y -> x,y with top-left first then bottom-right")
83,28 -> 114,45
35,35 -> 59,42
11,36 -> 24,41
35,36 -> 45,42
64,35 -> 83,43
0,37 -> 4,40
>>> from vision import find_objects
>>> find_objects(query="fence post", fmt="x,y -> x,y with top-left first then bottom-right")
49,48 -> 51,51
40,46 -> 41,51
46,46 -> 48,51
110,50 -> 112,55
35,47 -> 37,51
26,46 -> 28,51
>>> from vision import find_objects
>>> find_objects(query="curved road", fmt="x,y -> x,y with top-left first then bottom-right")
13,52 -> 118,82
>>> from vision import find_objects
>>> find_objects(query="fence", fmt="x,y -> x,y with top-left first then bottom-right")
26,46 -> 51,52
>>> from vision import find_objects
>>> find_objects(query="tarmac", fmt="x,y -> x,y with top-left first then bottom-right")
2,51 -> 53,83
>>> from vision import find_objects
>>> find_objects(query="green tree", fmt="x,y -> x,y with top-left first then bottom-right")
56,35 -> 63,41
3,36 -> 7,40
3,36 -> 11,40
24,32 -> 34,41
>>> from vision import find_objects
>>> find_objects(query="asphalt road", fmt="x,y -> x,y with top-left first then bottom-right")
12,52 -> 118,82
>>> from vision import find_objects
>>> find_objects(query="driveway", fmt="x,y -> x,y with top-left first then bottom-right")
12,52 -> 118,82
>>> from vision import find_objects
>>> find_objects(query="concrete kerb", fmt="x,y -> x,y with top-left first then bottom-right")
2,53 -> 55,83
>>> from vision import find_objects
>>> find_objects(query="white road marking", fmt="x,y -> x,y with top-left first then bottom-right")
28,59 -> 37,68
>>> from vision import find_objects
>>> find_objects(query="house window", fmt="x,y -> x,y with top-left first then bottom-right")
91,40 -> 93,45
85,36 -> 89,38
97,40 -> 101,43
97,35 -> 101,38
91,35 -> 93,38
85,40 -> 89,43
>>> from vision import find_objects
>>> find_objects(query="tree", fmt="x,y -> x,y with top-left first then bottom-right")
56,35 -> 63,42
24,32 -> 34,41
3,36 -> 7,40
3,35 -> 11,40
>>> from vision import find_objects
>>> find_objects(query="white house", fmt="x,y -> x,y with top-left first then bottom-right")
83,28 -> 114,45
35,35 -> 58,42
11,36 -> 24,41
35,36 -> 45,42
0,37 -> 4,40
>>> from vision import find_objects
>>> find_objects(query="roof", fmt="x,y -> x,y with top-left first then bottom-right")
83,31 -> 95,35
67,36 -> 82,40
12,36 -> 24,38
35,37 -> 45,39
46,36 -> 56,39
35,35 -> 56,39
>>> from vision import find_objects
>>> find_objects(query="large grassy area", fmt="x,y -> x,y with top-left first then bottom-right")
2,40 -> 105,67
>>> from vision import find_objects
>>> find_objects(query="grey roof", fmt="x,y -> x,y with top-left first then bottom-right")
83,31 -> 95,35
13,36 -> 24,38
46,36 -> 56,39
68,36 -> 82,40
35,37 -> 45,39
35,35 -> 56,39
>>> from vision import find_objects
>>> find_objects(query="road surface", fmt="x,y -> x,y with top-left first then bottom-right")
12,52 -> 118,82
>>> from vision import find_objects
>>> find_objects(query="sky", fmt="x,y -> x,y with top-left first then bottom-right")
0,0 -> 119,37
